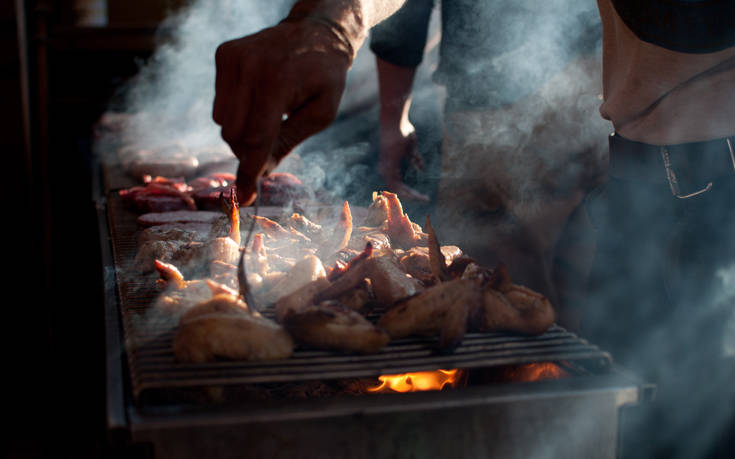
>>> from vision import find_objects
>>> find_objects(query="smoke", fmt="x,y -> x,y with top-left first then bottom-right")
717,264 -> 735,357
100,1 -> 734,457
108,0 -> 291,148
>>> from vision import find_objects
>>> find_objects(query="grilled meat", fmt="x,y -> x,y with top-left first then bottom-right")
283,301 -> 389,353
317,201 -> 353,261
317,254 -> 423,307
471,284 -> 556,336
399,245 -> 462,285
264,255 -> 327,304
377,279 -> 479,349
275,277 -> 332,322
137,222 -> 213,245
137,210 -> 222,226
173,293 -> 294,363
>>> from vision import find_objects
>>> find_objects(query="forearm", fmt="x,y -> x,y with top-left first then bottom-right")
376,57 -> 416,132
286,0 -> 408,59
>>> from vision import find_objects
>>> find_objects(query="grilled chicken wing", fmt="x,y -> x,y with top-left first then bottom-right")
264,255 -> 327,304
317,254 -> 422,307
173,293 -> 294,363
377,279 -> 480,349
399,245 -> 462,285
274,277 -> 332,322
471,285 -> 556,336
317,201 -> 353,261
466,263 -> 556,335
283,301 -> 389,353
383,191 -> 427,248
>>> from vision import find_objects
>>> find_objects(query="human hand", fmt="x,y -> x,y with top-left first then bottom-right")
213,19 -> 353,205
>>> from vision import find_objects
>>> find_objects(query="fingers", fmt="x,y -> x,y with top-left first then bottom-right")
231,92 -> 287,203
272,89 -> 342,162
234,90 -> 341,205
235,161 -> 259,206
212,23 -> 349,206
213,41 -> 242,127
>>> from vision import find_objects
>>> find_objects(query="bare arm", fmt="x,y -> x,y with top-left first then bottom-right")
213,0 -> 408,204
287,0 -> 410,54
375,57 -> 429,202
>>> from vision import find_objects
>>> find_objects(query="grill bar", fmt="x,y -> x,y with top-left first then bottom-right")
126,326 -> 609,393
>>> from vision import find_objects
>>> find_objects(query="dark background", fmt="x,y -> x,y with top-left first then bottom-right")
6,2 -> 187,458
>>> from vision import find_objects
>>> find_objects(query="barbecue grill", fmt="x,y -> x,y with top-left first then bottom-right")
97,165 -> 654,459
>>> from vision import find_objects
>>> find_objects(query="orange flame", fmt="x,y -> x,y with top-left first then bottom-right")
367,369 -> 464,393
506,362 -> 569,382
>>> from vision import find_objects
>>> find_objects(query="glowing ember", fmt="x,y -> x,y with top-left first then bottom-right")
506,362 -> 569,382
367,369 -> 464,393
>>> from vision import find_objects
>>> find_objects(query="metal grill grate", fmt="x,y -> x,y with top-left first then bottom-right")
106,194 -> 612,401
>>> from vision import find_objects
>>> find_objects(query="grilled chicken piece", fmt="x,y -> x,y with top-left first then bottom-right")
152,261 -> 243,315
154,259 -> 188,289
154,281 -> 214,315
253,215 -> 297,240
447,257 -> 478,279
275,277 -> 332,322
399,245 -> 463,285
425,215 -> 452,283
317,201 -> 353,260
224,188 -> 241,245
471,287 -> 555,336
133,240 -> 188,273
134,201 -> 242,274
465,263 -> 556,335
264,255 -> 327,304
204,278 -> 240,297
152,261 -> 214,314
318,254 -> 423,307
137,210 -> 221,227
383,191 -> 427,248
332,278 -> 375,312
246,233 -> 269,275
180,292 -> 250,321
283,301 -> 390,353
207,260 -> 247,291
288,213 -> 324,242
265,253 -> 297,273
260,271 -> 287,292
347,228 -> 391,253
363,255 -> 423,306
137,222 -> 213,245
173,293 -> 294,363
363,191 -> 390,227
207,236 -> 241,266
326,242 -> 373,281
203,189 -> 242,266
377,279 -> 480,349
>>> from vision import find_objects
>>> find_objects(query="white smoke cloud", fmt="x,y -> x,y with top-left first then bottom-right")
99,2 -> 735,456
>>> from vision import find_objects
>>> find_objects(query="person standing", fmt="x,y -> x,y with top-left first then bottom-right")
581,1 -> 735,457
369,0 -> 609,321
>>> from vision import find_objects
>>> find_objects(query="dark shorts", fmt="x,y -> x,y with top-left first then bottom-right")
582,133 -> 735,459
